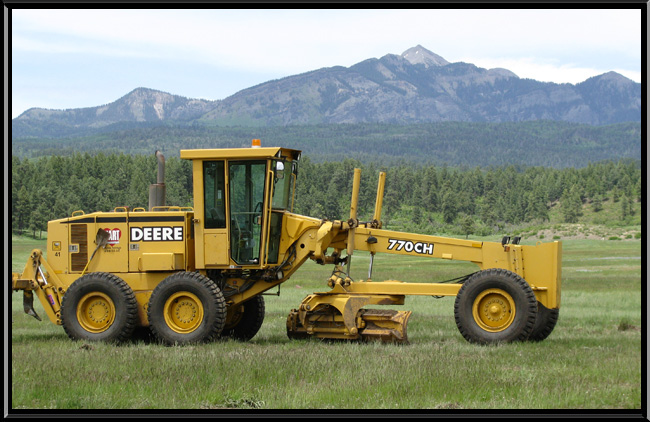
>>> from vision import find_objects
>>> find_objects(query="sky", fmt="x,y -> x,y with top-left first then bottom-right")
10,8 -> 644,119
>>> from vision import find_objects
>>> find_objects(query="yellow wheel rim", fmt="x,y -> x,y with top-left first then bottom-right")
77,292 -> 116,333
163,292 -> 204,334
472,288 -> 516,332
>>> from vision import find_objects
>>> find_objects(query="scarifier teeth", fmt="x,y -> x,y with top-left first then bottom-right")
358,309 -> 411,343
23,291 -> 42,321
285,307 -> 411,344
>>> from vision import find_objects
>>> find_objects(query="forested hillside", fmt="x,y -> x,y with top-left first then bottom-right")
12,152 -> 641,239
11,120 -> 641,168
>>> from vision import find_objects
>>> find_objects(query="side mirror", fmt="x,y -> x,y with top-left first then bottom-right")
275,161 -> 285,179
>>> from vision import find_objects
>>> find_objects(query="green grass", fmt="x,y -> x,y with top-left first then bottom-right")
10,236 -> 642,410
11,234 -> 46,273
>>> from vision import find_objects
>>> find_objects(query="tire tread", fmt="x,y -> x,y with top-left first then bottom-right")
147,272 -> 226,345
61,272 -> 138,343
454,268 -> 537,344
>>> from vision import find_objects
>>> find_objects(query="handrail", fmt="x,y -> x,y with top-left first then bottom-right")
263,169 -> 275,266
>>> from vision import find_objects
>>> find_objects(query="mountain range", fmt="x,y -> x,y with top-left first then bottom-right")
12,45 -> 641,139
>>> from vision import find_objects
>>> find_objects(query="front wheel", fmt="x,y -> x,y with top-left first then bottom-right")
454,269 -> 537,344
148,272 -> 226,345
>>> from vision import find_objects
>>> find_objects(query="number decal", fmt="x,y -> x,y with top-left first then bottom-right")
387,239 -> 434,255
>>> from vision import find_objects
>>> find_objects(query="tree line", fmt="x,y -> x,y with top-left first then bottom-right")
11,152 -> 641,239
293,156 -> 641,236
12,120 -> 641,169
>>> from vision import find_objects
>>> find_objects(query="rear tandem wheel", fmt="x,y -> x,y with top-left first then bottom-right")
221,295 -> 266,341
60,272 -> 138,343
147,272 -> 226,345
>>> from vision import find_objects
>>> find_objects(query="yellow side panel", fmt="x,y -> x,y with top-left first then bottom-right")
92,224 -> 130,273
128,214 -> 189,272
47,220 -> 70,274
191,159 -> 206,268
204,232 -> 229,266
521,241 -> 562,309
138,253 -> 184,271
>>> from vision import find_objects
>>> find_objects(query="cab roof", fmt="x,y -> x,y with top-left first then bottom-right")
180,147 -> 301,161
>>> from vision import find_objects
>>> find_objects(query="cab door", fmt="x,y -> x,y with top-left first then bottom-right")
197,160 -> 229,267
227,160 -> 267,266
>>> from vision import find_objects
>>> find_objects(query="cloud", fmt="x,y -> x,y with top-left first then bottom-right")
13,9 -> 640,73
11,8 -> 642,117
463,57 -> 641,84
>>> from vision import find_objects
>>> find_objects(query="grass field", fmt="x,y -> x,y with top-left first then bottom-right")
9,234 -> 643,411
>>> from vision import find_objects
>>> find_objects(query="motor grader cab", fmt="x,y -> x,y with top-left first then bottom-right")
12,141 -> 562,345
183,143 -> 300,272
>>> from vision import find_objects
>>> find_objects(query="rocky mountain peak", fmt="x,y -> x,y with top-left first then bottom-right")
120,87 -> 172,102
401,45 -> 450,67
588,71 -> 634,87
11,45 -> 640,136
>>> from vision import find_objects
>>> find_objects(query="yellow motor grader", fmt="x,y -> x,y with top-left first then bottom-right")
12,141 -> 562,345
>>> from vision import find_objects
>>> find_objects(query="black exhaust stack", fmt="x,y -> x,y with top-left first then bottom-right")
149,150 -> 166,211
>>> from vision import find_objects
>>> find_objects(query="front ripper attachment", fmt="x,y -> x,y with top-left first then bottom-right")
12,249 -> 63,325
23,291 -> 42,321
12,250 -> 46,322
286,293 -> 412,344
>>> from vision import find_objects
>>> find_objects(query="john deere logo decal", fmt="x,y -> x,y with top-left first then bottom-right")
130,226 -> 183,242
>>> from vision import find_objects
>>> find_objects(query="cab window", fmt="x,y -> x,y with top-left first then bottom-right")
203,161 -> 226,229
229,161 -> 266,265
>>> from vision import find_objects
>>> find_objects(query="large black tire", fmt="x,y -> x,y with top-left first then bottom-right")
148,272 -> 226,345
527,302 -> 560,341
221,295 -> 265,341
454,269 -> 537,344
61,272 -> 138,343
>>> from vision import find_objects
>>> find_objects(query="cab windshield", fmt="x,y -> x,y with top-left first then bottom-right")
267,159 -> 297,265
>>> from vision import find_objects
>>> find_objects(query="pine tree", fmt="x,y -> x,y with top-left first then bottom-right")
621,195 -> 634,219
461,215 -> 475,239
527,185 -> 549,222
412,206 -> 423,225
591,194 -> 603,213
441,189 -> 458,224
561,187 -> 582,223
15,186 -> 32,234
479,172 -> 499,226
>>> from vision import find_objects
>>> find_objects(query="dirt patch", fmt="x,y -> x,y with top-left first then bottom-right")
523,224 -> 641,241
435,401 -> 463,409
